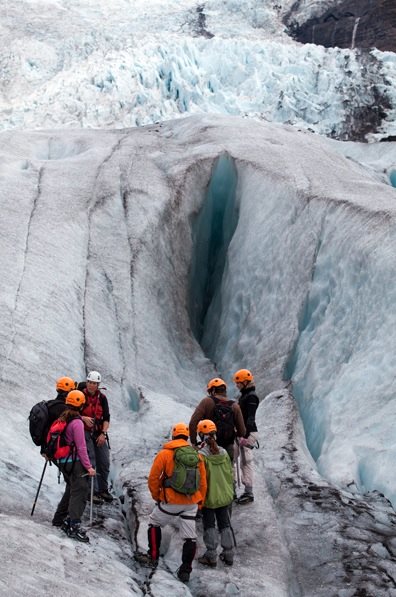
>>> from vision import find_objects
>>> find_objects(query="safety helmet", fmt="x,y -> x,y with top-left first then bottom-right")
87,370 -> 101,383
56,376 -> 76,392
207,378 -> 227,391
197,419 -> 217,435
171,422 -> 189,438
65,390 -> 86,409
233,369 -> 254,384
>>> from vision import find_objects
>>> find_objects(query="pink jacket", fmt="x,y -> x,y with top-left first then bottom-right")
64,418 -> 92,470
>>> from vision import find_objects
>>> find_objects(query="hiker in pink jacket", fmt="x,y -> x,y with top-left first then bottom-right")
51,390 -> 95,543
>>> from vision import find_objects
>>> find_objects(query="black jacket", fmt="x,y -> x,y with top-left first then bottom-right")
47,391 -> 68,423
238,386 -> 259,436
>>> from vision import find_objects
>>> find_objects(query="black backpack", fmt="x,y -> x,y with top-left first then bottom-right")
28,398 -> 67,448
28,401 -> 49,446
211,397 -> 236,448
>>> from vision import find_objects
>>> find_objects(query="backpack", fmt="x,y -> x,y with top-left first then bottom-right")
28,401 -> 50,446
164,446 -> 201,495
28,398 -> 67,447
211,397 -> 236,448
45,419 -> 74,462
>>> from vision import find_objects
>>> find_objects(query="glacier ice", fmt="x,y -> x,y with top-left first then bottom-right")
2,115 -> 396,594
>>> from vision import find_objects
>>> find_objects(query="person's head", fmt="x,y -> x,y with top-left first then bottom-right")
56,376 -> 76,393
65,390 -> 86,411
197,419 -> 219,454
171,422 -> 189,441
197,419 -> 216,438
86,370 -> 101,395
207,377 -> 227,397
233,369 -> 254,389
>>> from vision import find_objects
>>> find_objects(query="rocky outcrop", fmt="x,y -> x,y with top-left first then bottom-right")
287,0 -> 396,51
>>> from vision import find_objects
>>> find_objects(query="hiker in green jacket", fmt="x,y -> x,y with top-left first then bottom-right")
197,419 -> 235,568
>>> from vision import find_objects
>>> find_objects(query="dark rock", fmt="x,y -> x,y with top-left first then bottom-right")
286,0 -> 396,52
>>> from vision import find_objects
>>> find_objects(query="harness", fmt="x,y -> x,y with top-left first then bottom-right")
157,502 -> 197,520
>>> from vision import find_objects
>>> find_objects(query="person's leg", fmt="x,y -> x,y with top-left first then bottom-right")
177,504 -> 198,582
65,461 -> 90,542
198,507 -> 218,566
238,433 -> 257,504
84,433 -> 103,503
52,467 -> 71,526
217,506 -> 234,565
68,461 -> 89,518
148,524 -> 162,561
134,502 -> 182,567
95,442 -> 111,497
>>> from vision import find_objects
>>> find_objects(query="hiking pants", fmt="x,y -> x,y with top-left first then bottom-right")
149,502 -> 198,540
58,460 -> 89,521
85,431 -> 110,493
202,505 -> 233,560
235,432 -> 257,492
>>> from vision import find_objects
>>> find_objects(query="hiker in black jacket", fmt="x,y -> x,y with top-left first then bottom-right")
233,369 -> 259,505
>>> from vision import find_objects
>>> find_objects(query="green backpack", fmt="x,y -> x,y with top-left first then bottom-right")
164,446 -> 201,495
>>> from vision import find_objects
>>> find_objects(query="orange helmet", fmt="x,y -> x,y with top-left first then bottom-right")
56,376 -> 76,392
197,419 -> 217,435
207,378 -> 227,391
172,422 -> 189,438
65,390 -> 86,409
233,369 -> 254,384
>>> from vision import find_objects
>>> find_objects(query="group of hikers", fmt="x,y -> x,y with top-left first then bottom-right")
135,368 -> 259,583
31,367 -> 259,583
30,371 -> 112,542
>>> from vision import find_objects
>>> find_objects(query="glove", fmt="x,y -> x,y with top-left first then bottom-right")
239,438 -> 249,447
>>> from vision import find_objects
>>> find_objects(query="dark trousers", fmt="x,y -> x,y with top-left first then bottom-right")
202,505 -> 230,532
53,460 -> 88,523
85,431 -> 110,493
201,505 -> 234,559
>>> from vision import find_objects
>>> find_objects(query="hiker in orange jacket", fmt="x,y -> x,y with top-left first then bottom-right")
135,422 -> 207,583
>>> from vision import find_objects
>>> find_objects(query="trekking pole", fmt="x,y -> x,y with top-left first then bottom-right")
31,460 -> 48,516
235,449 -> 241,488
227,509 -> 237,548
89,475 -> 94,526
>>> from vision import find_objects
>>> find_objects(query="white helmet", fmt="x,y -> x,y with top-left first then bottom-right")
87,370 -> 101,383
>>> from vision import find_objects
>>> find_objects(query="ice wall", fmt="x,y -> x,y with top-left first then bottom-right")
188,154 -> 238,360
204,138 -> 396,505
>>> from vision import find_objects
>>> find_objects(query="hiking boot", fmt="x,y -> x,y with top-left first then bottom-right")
92,494 -> 104,505
198,555 -> 217,568
97,490 -> 114,503
236,492 -> 254,505
61,519 -> 71,534
220,552 -> 233,567
134,551 -> 158,568
67,523 -> 89,543
52,518 -> 65,527
177,565 -> 191,583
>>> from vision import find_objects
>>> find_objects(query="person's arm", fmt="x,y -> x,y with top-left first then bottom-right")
189,398 -> 209,445
97,395 -> 110,446
234,404 -> 247,438
198,456 -> 207,505
148,451 -> 165,501
100,394 -> 110,425
71,419 -> 94,472
245,395 -> 259,434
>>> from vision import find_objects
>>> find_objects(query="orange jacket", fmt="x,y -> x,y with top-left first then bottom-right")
148,438 -> 207,505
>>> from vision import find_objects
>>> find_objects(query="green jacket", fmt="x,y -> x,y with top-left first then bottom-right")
200,446 -> 234,509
